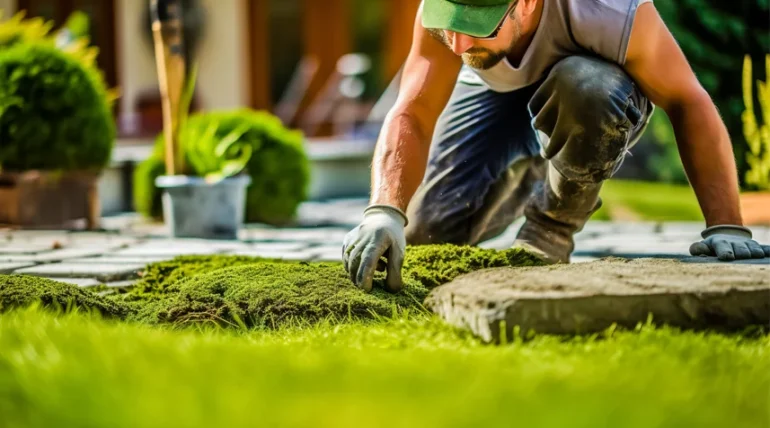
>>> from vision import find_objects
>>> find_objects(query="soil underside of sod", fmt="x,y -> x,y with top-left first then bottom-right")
0,244 -> 546,329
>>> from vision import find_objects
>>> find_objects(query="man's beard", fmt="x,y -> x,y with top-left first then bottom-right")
426,22 -> 521,70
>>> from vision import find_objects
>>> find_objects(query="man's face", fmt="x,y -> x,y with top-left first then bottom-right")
426,7 -> 523,70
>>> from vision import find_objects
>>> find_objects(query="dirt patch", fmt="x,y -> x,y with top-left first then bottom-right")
0,244 -> 546,329
426,257 -> 770,342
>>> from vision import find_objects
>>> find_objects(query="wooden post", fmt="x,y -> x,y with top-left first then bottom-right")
243,0 -> 271,111
150,0 -> 186,176
383,0 -> 421,84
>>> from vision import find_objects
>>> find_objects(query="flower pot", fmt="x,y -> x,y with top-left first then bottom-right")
155,174 -> 251,240
740,191 -> 770,226
0,170 -> 101,229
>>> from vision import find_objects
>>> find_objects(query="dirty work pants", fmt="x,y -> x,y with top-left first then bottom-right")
405,55 -> 653,245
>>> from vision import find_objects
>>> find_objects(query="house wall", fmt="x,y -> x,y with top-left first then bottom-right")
116,0 -> 248,123
0,0 -> 17,16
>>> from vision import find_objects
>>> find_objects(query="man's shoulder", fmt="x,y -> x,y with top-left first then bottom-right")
561,0 -> 652,64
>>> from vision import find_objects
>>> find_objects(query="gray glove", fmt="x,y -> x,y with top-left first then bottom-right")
689,225 -> 770,261
342,205 -> 408,293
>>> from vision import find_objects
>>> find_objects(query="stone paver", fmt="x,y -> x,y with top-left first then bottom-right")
0,262 -> 36,274
14,263 -> 146,282
45,277 -> 102,287
3,199 -> 770,290
0,243 -> 59,255
228,249 -> 317,261
239,227 -> 349,244
67,256 -> 172,265
426,257 -> 770,343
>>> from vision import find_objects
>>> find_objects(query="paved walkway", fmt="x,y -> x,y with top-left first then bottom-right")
1,198 -> 768,288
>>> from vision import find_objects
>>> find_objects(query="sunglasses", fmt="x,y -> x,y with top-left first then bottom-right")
471,1 -> 517,40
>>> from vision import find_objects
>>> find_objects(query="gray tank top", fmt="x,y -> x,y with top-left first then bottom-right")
459,0 -> 653,92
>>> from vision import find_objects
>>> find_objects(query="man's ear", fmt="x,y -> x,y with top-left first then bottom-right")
516,0 -> 539,19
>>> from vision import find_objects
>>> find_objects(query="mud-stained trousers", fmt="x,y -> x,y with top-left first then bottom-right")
404,55 -> 654,263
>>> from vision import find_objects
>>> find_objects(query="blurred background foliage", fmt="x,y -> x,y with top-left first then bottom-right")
635,0 -> 769,188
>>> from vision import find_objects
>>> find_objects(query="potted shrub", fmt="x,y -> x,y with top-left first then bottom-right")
144,33 -> 309,237
134,107 -> 310,232
739,54 -> 770,225
0,36 -> 116,229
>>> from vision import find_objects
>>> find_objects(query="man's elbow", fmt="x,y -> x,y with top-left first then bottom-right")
661,84 -> 715,120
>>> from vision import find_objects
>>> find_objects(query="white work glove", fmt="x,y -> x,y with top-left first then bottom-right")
689,225 -> 770,261
342,205 -> 408,293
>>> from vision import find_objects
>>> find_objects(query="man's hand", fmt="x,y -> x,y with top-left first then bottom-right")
342,205 -> 408,293
690,225 -> 770,261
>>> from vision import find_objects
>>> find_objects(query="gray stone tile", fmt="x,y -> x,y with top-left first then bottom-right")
607,242 -> 691,258
43,277 -> 102,287
0,243 -> 59,255
0,262 -> 36,274
228,249 -> 316,261
241,227 -> 350,244
426,257 -> 770,343
308,245 -> 344,262
679,256 -> 770,265
104,280 -> 137,288
660,222 -> 707,236
66,256 -> 169,265
251,242 -> 311,252
14,263 -> 146,282
570,256 -> 599,264
112,241 -> 230,257
18,247 -> 114,263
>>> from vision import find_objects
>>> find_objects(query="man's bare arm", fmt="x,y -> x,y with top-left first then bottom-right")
369,6 -> 462,213
623,3 -> 743,226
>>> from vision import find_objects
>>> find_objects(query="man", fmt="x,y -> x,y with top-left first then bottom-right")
342,0 -> 770,293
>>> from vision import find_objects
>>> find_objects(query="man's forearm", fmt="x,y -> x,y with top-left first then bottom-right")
369,110 -> 432,213
667,92 -> 743,226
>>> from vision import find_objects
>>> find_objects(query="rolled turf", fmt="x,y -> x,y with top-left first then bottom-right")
0,244 -> 545,329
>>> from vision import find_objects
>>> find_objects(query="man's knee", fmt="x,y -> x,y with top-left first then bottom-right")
530,56 -> 647,183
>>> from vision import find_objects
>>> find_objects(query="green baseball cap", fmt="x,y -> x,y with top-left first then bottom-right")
422,0 -> 513,38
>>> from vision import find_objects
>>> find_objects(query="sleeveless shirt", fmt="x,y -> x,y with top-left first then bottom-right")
457,0 -> 654,92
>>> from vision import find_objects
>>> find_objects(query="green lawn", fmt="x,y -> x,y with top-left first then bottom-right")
592,180 -> 704,222
0,306 -> 767,428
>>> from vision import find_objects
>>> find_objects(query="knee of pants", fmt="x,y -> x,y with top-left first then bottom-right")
531,56 -> 644,183
405,205 -> 474,245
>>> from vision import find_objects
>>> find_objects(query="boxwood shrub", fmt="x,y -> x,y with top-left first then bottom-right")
134,109 -> 310,225
0,43 -> 115,172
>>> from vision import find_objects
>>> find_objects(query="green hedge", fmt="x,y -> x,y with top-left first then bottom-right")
134,109 -> 310,225
657,0 -> 769,187
0,43 -> 115,172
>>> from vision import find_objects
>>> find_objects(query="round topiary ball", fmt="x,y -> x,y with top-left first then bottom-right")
134,109 -> 310,225
0,43 -> 115,171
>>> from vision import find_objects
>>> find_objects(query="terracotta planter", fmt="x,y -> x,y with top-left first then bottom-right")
740,191 -> 770,226
0,171 -> 101,229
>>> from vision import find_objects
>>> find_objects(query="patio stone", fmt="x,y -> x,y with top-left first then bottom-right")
43,277 -> 102,288
0,263 -> 36,274
14,263 -> 146,282
426,257 -> 769,343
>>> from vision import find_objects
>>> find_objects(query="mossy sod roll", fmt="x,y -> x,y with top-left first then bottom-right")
0,245 -> 545,330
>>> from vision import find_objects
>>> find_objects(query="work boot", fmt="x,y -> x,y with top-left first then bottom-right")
512,163 -> 602,264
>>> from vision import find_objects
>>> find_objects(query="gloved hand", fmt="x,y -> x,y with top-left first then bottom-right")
342,205 -> 408,293
689,225 -> 770,261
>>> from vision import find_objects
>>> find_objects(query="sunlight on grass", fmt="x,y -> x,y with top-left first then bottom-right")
593,180 -> 704,222
0,306 -> 767,428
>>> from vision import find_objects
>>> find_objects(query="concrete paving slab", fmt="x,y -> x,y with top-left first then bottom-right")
0,262 -> 36,274
43,277 -> 102,287
66,256 -> 170,265
426,257 -> 769,343
240,227 -> 350,244
227,249 -> 317,261
14,263 -> 146,282
0,243 -> 59,255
